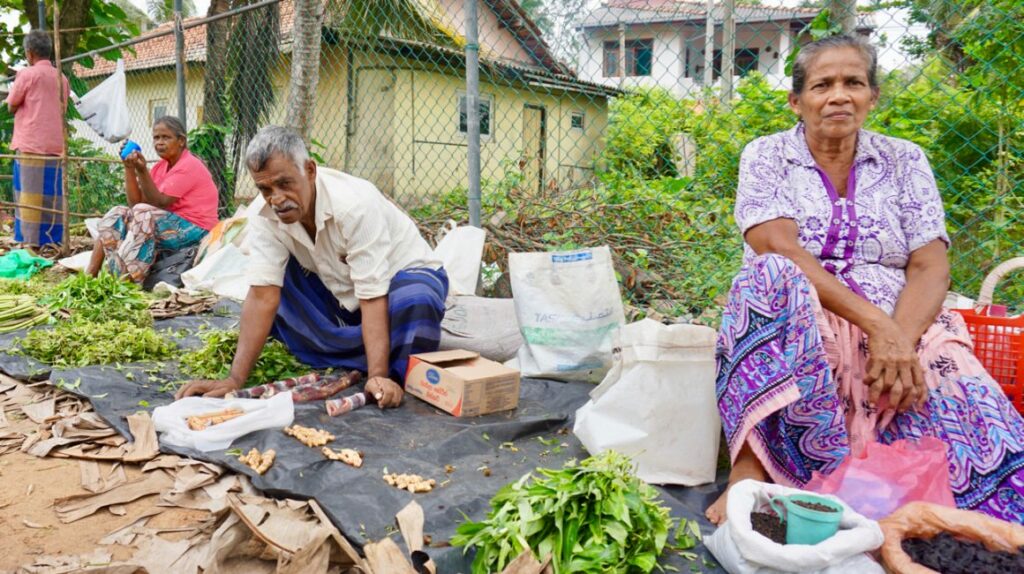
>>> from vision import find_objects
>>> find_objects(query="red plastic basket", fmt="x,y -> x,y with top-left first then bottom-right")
951,257 -> 1024,414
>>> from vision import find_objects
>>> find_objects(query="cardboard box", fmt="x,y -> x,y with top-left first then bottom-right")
405,349 -> 520,417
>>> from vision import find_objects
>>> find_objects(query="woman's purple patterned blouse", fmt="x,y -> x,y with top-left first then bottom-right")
734,123 -> 949,315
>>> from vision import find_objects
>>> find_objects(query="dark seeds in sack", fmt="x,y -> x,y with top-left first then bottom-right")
901,533 -> 1024,574
792,500 -> 839,512
751,511 -> 786,545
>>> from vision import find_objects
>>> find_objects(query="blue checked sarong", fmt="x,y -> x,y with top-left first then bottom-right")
13,156 -> 64,247
271,256 -> 449,383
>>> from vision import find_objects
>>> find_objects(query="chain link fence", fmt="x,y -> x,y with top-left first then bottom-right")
2,0 -> 1021,317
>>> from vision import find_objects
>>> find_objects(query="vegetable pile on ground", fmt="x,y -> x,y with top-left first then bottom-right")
16,319 -> 177,367
0,294 -> 51,333
452,450 -> 696,573
902,532 -> 1024,574
41,272 -> 151,324
181,329 -> 308,386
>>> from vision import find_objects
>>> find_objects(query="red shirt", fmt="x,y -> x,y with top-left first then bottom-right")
150,150 -> 219,231
6,60 -> 70,156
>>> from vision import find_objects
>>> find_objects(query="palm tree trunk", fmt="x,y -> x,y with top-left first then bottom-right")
285,0 -> 323,142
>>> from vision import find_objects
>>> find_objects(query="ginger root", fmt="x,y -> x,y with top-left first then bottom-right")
383,472 -> 436,493
283,424 -> 335,447
187,408 -> 244,431
322,447 -> 363,468
238,448 -> 275,474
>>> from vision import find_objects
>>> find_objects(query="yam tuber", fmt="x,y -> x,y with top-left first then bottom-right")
383,472 -> 436,493
283,424 -> 335,447
322,447 -> 363,468
238,448 -> 275,474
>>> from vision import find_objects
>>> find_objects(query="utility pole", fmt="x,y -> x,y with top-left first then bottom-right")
36,0 -> 45,30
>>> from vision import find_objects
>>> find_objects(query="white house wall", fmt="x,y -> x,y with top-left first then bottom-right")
580,20 -> 796,98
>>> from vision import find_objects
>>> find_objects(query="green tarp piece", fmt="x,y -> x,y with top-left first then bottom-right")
0,249 -> 54,281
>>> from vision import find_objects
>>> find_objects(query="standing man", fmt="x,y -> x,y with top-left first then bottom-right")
4,30 -> 69,251
176,126 -> 448,407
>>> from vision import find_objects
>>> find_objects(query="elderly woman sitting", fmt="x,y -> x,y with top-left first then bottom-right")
86,116 -> 219,283
707,35 -> 1024,525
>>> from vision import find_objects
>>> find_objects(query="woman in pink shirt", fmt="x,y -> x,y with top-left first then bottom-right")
86,116 -> 219,283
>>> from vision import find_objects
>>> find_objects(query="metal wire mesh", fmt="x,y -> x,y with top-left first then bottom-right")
1,0 -> 1020,315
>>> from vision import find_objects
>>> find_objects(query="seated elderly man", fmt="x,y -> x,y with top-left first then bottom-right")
176,126 -> 448,407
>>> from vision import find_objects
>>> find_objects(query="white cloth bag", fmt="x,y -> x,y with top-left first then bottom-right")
705,480 -> 885,574
510,246 -> 626,382
75,59 -> 131,143
432,220 -> 486,295
573,319 -> 720,485
152,392 -> 294,452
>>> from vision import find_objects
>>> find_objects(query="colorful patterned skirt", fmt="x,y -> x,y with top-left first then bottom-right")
271,256 -> 449,382
716,254 -> 1024,523
97,203 -> 208,284
13,156 -> 64,247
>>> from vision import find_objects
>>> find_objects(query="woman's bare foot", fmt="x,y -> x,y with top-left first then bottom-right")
706,443 -> 768,526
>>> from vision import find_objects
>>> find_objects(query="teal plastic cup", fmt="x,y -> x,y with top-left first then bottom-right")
769,493 -> 843,545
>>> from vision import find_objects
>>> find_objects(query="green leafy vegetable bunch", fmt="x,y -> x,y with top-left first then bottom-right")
181,329 -> 308,386
17,319 -> 176,367
41,272 -> 150,324
452,450 -> 675,574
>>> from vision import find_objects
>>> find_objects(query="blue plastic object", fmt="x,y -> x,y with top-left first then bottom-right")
769,493 -> 844,545
120,140 -> 141,160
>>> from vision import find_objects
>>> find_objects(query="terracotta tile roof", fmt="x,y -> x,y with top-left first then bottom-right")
75,0 -> 572,79
74,1 -> 295,79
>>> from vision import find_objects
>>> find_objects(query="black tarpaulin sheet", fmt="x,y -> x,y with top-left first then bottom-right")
0,308 -> 727,573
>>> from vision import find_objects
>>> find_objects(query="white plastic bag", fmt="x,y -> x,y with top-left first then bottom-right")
432,220 -> 486,295
75,59 -> 131,143
152,392 -> 294,452
510,246 -> 626,382
181,243 -> 251,301
573,319 -> 720,485
705,480 -> 885,574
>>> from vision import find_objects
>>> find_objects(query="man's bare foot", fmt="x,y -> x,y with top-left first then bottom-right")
705,443 -> 768,526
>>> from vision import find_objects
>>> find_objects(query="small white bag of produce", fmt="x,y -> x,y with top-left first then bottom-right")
152,391 -> 294,452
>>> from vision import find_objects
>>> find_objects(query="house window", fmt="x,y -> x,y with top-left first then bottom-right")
458,93 -> 492,138
709,48 -> 761,80
735,48 -> 760,76
570,111 -> 585,130
602,39 -> 653,77
150,98 -> 168,124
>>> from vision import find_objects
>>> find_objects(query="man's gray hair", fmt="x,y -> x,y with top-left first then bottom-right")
24,30 -> 53,60
244,126 -> 310,172
791,34 -> 878,94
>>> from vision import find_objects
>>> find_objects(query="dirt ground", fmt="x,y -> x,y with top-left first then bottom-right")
0,451 -> 208,572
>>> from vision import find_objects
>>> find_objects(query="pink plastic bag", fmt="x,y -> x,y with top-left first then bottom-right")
805,437 -> 956,520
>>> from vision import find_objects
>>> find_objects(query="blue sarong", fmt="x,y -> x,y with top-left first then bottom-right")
13,156 -> 64,247
271,257 -> 449,382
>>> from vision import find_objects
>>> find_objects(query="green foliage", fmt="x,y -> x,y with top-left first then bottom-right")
784,9 -> 841,76
41,272 -> 150,325
188,123 -> 235,212
181,330 -> 308,386
65,136 -> 125,214
603,88 -> 690,178
17,319 -> 176,367
451,451 -> 679,574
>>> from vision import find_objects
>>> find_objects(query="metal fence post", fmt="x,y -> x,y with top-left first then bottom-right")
702,0 -> 714,90
465,0 -> 481,229
36,0 -> 45,30
174,0 -> 187,128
